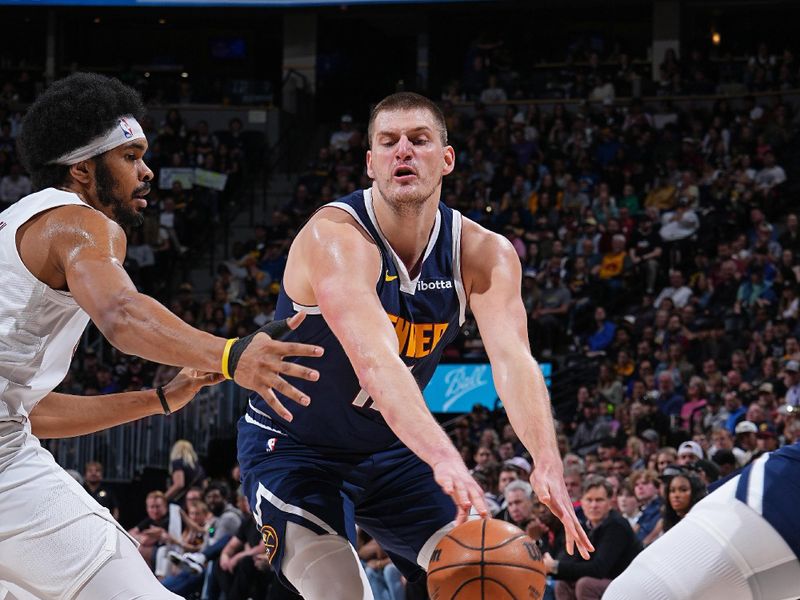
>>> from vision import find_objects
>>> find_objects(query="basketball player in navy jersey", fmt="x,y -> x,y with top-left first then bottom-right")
238,92 -> 593,599
604,445 -> 800,599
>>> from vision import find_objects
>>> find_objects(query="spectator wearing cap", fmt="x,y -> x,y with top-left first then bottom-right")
631,429 -> 659,471
709,426 -> 748,468
329,114 -> 359,153
676,441 -> 703,467
783,360 -> 800,406
504,456 -> 532,478
711,449 -> 738,478
735,420 -> 759,465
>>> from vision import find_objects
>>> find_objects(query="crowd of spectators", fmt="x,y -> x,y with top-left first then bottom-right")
452,39 -> 800,102
5,36 -> 800,600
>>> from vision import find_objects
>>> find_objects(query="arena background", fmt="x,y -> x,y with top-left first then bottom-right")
2,0 -> 800,597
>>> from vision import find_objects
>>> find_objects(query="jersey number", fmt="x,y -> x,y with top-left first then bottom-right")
351,364 -> 416,412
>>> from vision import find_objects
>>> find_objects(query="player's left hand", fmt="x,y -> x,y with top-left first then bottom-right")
162,368 -> 226,413
530,459 -> 594,559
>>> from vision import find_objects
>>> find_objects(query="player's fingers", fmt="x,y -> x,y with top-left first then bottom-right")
452,479 -> 470,509
467,484 -> 490,518
287,312 -> 306,330
565,533 -> 576,556
270,340 -> 324,358
276,360 -> 320,382
454,506 -> 468,526
266,374 -> 311,407
258,388 -> 294,422
202,372 -> 226,386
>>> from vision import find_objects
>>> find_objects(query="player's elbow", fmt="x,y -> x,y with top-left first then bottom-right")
96,291 -> 144,353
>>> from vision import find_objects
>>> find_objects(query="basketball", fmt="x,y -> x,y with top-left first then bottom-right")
427,519 -> 547,600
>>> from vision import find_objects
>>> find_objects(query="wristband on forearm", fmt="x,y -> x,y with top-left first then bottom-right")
224,317 -> 293,380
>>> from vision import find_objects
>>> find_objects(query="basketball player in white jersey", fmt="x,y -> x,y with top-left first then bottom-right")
603,447 -> 800,600
0,72 -> 323,600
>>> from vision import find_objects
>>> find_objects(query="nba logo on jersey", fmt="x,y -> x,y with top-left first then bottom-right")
118,118 -> 134,139
266,437 -> 278,452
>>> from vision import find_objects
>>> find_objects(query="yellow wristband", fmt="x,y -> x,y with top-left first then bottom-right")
221,338 -> 238,380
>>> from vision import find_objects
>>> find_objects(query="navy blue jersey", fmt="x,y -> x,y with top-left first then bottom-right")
735,443 -> 800,559
247,188 -> 466,453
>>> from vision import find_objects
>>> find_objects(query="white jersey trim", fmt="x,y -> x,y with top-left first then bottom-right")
746,452 -> 769,515
253,482 -> 337,535
451,211 -> 467,326
363,188 -> 441,296
324,200 -> 383,290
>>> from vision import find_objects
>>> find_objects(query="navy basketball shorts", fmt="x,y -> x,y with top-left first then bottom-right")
237,413 -> 457,582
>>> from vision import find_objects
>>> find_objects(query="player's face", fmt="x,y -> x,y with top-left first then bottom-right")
367,108 -> 454,214
93,140 -> 153,228
668,476 -> 692,514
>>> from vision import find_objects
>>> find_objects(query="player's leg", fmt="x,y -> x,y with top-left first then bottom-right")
0,428 -> 141,600
354,445 -> 458,578
282,521 -> 374,600
603,478 -> 800,600
74,528 -> 183,600
238,418 -> 373,600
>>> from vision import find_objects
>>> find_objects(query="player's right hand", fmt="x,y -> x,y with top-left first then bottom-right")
231,313 -> 324,422
433,460 -> 490,523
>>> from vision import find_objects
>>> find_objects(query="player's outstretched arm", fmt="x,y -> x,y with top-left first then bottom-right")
54,208 -> 322,410
30,368 -> 223,439
296,210 -> 488,518
462,219 -> 594,558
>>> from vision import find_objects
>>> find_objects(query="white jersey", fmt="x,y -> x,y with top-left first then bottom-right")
0,188 -> 91,423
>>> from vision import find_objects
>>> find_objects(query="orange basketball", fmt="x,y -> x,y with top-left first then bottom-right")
427,519 -> 547,600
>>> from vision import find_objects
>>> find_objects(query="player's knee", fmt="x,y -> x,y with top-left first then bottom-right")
283,534 -> 371,600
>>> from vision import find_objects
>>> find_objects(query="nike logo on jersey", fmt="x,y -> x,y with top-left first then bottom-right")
387,313 -> 449,358
385,270 -> 398,282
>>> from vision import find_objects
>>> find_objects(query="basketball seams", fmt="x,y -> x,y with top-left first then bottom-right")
428,519 -> 546,599
443,532 -> 528,551
428,561 -> 547,578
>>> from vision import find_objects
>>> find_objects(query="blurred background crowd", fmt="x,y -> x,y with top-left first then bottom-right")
4,0 -> 800,598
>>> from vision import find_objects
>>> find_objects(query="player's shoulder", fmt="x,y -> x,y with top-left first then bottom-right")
300,198 -> 376,251
460,216 -> 519,268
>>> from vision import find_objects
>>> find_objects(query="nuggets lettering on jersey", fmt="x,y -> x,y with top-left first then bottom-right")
244,188 -> 467,452
387,313 -> 449,359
